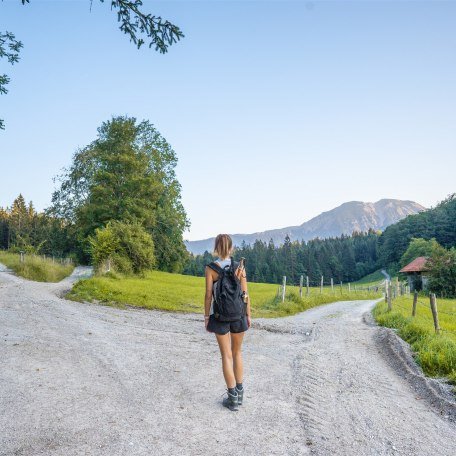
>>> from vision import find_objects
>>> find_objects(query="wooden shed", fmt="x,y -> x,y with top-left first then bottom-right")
399,256 -> 429,291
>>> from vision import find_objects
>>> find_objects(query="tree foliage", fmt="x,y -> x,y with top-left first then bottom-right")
378,194 -> 456,274
427,246 -> 456,298
0,31 -> 23,129
100,0 -> 184,53
51,116 -> 189,271
400,238 -> 441,268
1,0 -> 183,129
89,219 -> 155,274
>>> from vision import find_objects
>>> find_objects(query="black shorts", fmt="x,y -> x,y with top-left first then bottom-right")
206,315 -> 249,335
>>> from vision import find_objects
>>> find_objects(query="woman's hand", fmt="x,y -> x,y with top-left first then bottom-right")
247,315 -> 251,328
205,315 -> 210,330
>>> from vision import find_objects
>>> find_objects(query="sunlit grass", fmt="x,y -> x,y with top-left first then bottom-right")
0,251 -> 74,282
68,270 -> 381,318
373,295 -> 456,386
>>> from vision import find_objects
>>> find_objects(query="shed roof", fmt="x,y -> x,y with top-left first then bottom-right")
399,256 -> 429,273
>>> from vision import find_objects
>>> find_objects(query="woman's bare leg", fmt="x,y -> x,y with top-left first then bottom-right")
231,332 -> 244,384
215,333 -> 235,388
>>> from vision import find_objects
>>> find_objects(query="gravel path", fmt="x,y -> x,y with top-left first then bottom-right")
1,267 -> 455,456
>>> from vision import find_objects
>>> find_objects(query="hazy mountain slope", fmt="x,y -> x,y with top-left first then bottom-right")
185,199 -> 425,254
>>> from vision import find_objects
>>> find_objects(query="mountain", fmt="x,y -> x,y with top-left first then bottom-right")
185,199 -> 426,255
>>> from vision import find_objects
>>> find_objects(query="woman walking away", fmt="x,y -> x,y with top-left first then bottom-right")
205,234 -> 251,411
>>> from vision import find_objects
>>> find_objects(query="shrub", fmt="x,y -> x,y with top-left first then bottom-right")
89,220 -> 155,275
427,247 -> 456,298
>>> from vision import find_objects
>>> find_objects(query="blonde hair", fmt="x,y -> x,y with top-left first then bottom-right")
213,234 -> 233,259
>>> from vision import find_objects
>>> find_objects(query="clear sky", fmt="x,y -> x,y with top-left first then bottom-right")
1,0 -> 455,240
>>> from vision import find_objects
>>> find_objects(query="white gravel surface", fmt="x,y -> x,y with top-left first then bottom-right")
1,266 -> 455,456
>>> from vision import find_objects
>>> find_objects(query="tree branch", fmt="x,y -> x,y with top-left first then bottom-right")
104,0 -> 184,53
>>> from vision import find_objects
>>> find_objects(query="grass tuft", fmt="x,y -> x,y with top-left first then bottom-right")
0,251 -> 74,282
373,296 -> 456,386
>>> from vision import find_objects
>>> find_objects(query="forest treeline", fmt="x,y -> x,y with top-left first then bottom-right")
378,194 -> 456,272
184,195 -> 456,285
183,231 -> 379,285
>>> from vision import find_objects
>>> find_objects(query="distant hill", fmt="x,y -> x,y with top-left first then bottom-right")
185,199 -> 425,255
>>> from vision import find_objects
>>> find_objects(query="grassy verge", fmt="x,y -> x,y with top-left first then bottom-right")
354,269 -> 387,285
0,251 -> 75,282
373,296 -> 456,386
68,270 -> 381,318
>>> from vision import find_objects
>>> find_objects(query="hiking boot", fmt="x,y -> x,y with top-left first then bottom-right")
236,386 -> 244,406
222,390 -> 239,411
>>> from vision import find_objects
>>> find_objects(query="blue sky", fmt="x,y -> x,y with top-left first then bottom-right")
1,0 -> 455,240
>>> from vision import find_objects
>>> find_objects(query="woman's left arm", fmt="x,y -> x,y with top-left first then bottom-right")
239,270 -> 251,328
204,267 -> 213,329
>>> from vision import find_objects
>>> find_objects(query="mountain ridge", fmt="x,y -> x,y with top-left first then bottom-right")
185,199 -> 425,255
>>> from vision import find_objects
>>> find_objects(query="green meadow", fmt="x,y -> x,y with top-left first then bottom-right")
0,251 -> 74,282
373,295 -> 456,385
68,270 -> 380,318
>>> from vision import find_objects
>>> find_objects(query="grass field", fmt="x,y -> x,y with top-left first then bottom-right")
0,251 -> 74,282
373,295 -> 456,386
353,269 -> 387,285
68,270 -> 381,318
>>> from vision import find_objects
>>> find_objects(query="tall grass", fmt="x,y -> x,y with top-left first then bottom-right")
0,251 -> 74,282
373,295 -> 456,386
68,270 -> 380,318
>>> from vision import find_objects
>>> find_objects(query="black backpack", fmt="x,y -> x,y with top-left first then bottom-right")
207,257 -> 245,322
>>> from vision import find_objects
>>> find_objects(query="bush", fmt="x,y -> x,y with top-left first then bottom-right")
89,220 -> 155,275
428,247 -> 456,298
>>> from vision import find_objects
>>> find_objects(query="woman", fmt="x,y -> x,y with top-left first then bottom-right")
204,234 -> 251,412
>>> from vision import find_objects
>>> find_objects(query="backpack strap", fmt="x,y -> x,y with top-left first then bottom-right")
207,262 -> 225,275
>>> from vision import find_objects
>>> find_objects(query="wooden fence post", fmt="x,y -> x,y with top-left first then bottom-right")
387,282 -> 392,311
282,276 -> 287,302
299,275 -> 303,298
306,276 -> 310,296
320,276 -> 323,294
331,278 -> 334,294
429,293 -> 440,334
348,283 -> 351,293
412,291 -> 418,317
340,281 -> 343,294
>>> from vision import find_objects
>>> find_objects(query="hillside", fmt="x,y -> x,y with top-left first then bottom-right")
378,194 -> 456,272
186,199 -> 425,254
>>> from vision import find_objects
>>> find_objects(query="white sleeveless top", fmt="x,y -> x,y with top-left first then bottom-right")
209,258 -> 231,315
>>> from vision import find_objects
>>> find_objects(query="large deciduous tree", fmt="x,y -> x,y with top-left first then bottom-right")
51,116 -> 189,272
